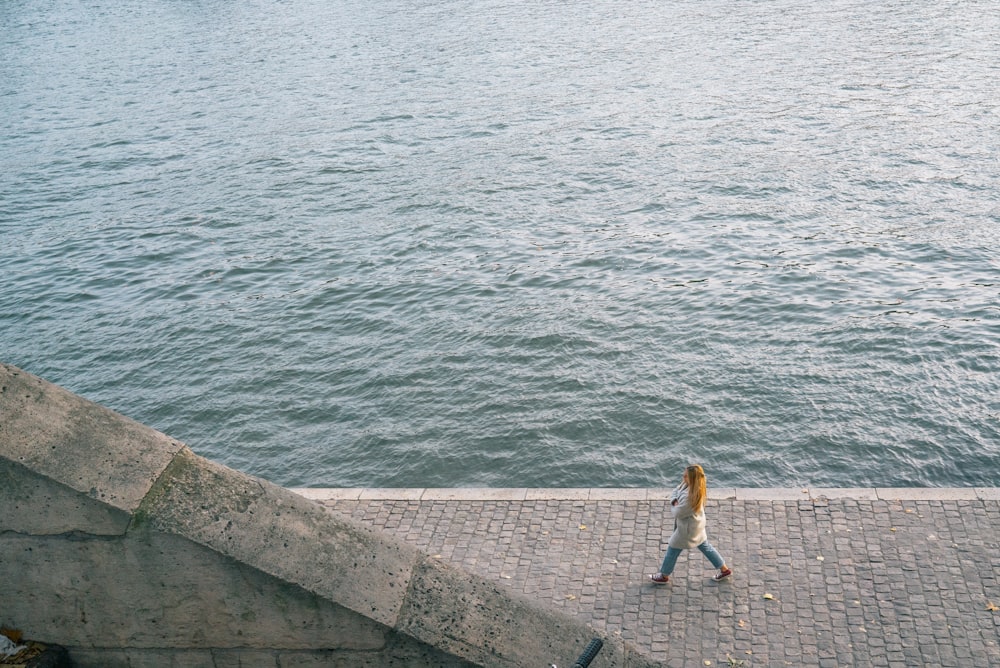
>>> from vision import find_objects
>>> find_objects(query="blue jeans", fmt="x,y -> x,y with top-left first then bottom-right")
659,541 -> 725,575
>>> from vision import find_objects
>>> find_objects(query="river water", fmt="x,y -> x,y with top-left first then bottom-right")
2,0 -> 998,488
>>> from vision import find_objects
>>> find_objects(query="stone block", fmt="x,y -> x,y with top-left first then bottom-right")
875,488 -> 978,500
590,489 -> 648,501
0,531 -> 389,651
734,488 -> 810,500
396,556 -> 630,668
0,457 -> 130,535
524,488 -> 591,500
70,649 -> 278,668
421,488 -> 528,501
134,447 -> 421,628
359,488 -> 427,500
290,488 -> 363,501
810,488 -> 878,500
0,364 -> 183,514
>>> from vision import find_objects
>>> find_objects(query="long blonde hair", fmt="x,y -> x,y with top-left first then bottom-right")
685,464 -> 707,513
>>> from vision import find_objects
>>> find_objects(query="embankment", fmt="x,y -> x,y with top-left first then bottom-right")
0,363 -> 655,667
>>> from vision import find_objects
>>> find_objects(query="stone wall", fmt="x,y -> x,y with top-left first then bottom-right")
0,363 -> 656,668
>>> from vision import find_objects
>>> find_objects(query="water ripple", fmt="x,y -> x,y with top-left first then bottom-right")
2,0 -> 998,488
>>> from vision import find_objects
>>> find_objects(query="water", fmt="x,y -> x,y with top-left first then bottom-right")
2,0 -> 999,489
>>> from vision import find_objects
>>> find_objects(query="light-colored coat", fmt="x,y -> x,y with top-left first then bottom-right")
667,484 -> 707,549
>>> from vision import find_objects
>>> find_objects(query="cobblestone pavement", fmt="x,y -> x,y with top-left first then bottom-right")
301,489 -> 1000,667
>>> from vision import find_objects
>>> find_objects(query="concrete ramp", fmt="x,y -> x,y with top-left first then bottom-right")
0,363 -> 656,667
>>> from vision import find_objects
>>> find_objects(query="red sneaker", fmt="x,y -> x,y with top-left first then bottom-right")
650,573 -> 669,584
713,567 -> 732,581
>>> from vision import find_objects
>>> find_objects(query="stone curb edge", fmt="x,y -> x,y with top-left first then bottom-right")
290,487 -> 1000,502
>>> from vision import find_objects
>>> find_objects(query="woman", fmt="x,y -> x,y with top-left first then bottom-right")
650,464 -> 732,584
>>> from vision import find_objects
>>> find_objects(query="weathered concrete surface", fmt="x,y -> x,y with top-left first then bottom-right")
0,364 -> 184,517
0,456 -> 130,535
0,363 -> 655,667
3,530 -> 389,650
134,446 -> 419,630
397,556 -> 603,667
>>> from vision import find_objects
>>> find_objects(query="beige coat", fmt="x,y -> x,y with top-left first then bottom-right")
667,484 -> 708,549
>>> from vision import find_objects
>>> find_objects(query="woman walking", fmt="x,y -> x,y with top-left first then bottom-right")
650,464 -> 732,584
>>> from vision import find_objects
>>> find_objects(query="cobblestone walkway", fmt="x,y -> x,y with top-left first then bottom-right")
297,489 -> 1000,667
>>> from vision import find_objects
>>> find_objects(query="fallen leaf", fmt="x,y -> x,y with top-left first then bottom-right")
565,594 -> 576,600
816,556 -> 825,561
763,593 -> 774,600
738,619 -> 746,628
579,524 -> 587,530
890,528 -> 897,532
704,661 -> 712,666
0,628 -> 23,644
987,602 -> 999,612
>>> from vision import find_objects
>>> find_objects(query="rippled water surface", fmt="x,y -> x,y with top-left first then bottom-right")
2,0 -> 999,487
